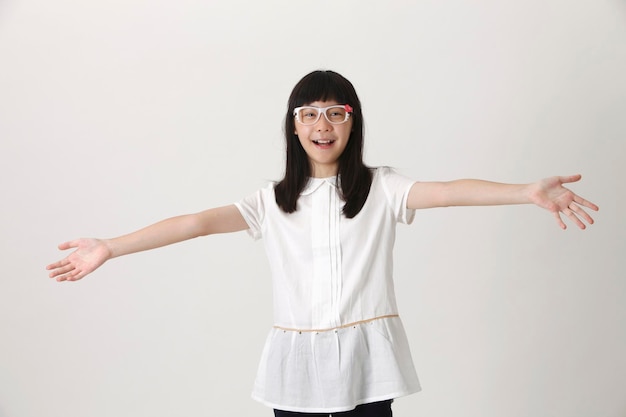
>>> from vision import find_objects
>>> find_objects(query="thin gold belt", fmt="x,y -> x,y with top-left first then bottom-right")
273,314 -> 399,333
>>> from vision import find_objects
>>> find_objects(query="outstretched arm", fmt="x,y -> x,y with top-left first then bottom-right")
407,174 -> 598,230
46,204 -> 248,282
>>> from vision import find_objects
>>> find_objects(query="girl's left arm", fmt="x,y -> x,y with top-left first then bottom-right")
407,174 -> 599,230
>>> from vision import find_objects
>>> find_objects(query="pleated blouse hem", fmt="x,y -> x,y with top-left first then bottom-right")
252,387 -> 421,413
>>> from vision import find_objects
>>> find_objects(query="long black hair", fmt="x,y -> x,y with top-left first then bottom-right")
274,70 -> 372,219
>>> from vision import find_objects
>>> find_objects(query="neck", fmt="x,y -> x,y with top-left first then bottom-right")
310,163 -> 338,178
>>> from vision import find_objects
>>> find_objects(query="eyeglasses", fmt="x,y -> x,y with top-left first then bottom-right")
293,104 -> 353,125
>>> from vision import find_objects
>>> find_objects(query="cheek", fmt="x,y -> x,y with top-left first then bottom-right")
339,125 -> 353,142
296,131 -> 309,150
295,125 -> 316,143
342,120 -> 354,138
294,125 -> 306,137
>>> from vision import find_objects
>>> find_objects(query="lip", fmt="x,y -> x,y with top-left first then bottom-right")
312,139 -> 336,145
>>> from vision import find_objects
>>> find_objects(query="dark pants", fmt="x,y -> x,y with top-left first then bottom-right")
274,400 -> 393,417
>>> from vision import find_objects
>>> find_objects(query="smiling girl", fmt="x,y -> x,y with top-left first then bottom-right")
47,70 -> 598,416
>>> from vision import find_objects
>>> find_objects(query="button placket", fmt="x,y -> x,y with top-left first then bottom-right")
310,180 -> 343,329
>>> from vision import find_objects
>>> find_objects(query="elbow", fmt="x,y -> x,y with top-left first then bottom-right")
186,213 -> 213,238
192,208 -> 228,237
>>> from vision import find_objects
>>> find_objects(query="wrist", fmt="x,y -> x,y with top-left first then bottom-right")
520,183 -> 531,203
102,238 -> 117,260
523,181 -> 542,205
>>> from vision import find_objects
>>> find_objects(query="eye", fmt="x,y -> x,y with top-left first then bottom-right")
297,107 -> 320,123
327,107 -> 347,121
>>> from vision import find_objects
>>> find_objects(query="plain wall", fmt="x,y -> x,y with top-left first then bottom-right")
1,1 -> 625,416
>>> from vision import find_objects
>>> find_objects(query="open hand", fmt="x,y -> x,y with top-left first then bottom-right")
46,238 -> 111,282
528,174 -> 599,230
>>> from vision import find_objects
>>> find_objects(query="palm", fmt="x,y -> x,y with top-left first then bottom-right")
47,238 -> 110,282
528,175 -> 598,230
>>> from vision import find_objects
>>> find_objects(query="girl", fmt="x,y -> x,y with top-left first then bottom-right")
47,70 -> 598,416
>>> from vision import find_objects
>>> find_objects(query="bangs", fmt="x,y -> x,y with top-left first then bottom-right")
290,71 -> 353,107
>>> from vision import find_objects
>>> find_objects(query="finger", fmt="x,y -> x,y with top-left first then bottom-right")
55,271 -> 69,282
569,213 -> 586,230
49,267 -> 74,279
562,205 -> 586,230
46,260 -> 74,277
559,174 -> 582,184
569,203 -> 595,225
55,273 -> 69,282
56,269 -> 80,282
553,211 -> 567,230
65,270 -> 84,282
573,195 -> 599,211
46,258 -> 69,271
51,263 -> 76,277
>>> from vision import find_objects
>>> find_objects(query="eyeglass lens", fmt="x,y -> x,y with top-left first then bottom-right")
296,106 -> 348,125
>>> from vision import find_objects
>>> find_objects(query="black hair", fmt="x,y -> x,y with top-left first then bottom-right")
274,70 -> 372,218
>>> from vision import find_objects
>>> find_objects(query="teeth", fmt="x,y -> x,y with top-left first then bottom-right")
314,140 -> 334,145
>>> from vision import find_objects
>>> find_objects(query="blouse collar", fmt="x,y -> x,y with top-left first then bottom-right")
301,176 -> 338,196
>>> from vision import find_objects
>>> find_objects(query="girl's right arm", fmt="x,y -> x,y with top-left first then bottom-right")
46,204 -> 248,282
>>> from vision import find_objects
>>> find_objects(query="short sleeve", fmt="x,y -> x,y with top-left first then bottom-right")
378,167 -> 417,224
235,184 -> 273,240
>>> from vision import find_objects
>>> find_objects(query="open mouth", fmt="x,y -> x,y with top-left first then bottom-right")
312,139 -> 335,145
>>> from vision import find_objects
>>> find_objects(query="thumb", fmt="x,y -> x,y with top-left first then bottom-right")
58,240 -> 79,251
559,174 -> 582,185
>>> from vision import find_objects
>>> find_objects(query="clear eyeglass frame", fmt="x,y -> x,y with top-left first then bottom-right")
293,104 -> 353,125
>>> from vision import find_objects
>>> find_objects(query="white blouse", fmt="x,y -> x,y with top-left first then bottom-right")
235,167 -> 421,413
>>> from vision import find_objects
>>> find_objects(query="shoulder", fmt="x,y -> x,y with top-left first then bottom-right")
371,166 -> 415,188
368,167 -> 417,224
237,180 -> 278,207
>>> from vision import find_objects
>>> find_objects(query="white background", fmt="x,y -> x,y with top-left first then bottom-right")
1,1 -> 625,416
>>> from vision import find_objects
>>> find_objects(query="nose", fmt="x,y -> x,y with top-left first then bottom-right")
314,113 -> 333,131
